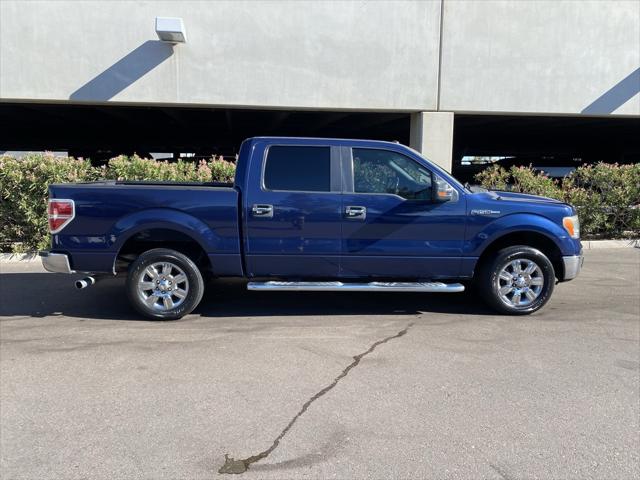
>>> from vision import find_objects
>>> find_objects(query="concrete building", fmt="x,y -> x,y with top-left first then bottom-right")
1,0 -> 639,175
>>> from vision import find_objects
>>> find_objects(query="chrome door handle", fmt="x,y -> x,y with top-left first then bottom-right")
345,206 -> 366,219
251,204 -> 273,218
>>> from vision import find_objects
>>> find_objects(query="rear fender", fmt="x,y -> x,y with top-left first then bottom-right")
109,208 -> 218,256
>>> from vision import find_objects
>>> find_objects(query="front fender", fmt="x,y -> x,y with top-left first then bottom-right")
466,213 -> 577,257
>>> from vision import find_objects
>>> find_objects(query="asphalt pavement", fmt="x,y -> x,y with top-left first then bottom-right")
1,248 -> 638,479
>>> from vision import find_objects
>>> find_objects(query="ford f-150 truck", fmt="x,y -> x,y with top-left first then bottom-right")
40,137 -> 583,319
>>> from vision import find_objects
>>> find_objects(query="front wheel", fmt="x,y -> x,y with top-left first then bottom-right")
126,248 -> 204,320
478,246 -> 555,315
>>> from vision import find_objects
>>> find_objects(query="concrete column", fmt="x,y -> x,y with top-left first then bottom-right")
410,111 -> 454,172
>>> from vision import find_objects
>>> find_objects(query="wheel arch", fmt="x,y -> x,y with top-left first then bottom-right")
475,230 -> 565,280
110,210 -> 216,273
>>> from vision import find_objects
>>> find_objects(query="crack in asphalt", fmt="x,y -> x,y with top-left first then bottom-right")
218,322 -> 414,474
489,463 -> 516,480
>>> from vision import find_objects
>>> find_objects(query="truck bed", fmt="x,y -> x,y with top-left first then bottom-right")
48,181 -> 242,275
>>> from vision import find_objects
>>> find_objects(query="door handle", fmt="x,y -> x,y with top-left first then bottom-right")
251,204 -> 273,218
345,206 -> 366,219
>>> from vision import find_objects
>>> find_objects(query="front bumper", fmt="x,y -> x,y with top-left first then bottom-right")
39,251 -> 75,274
562,253 -> 584,281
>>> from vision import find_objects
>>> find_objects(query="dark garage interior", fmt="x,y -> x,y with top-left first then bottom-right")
1,102 -> 638,183
0,103 -> 410,159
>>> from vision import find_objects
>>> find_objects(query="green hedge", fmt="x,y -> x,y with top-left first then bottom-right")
1,155 -> 637,252
0,153 -> 236,252
475,163 -> 640,238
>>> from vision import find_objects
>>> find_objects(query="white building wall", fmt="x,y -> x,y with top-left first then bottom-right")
410,112 -> 454,172
0,0 -> 441,110
0,0 -> 638,116
439,0 -> 640,116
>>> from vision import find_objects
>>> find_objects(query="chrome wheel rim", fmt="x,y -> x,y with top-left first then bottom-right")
494,258 -> 544,308
137,262 -> 189,311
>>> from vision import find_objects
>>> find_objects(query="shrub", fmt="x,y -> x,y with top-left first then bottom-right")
1,154 -> 636,252
475,163 -> 640,238
102,155 -> 237,184
0,154 -> 99,252
0,154 -> 236,252
206,157 -> 236,184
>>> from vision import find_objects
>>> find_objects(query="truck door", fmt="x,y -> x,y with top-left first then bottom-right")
339,146 -> 466,279
244,143 -> 342,278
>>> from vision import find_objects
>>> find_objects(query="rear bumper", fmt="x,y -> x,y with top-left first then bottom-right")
562,253 -> 584,281
39,251 -> 74,274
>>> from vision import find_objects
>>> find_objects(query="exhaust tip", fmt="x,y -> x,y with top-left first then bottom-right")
75,276 -> 95,289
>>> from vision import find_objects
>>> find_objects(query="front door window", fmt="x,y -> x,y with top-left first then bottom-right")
353,148 -> 433,201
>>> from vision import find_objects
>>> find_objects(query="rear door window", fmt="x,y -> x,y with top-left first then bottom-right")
264,146 -> 331,192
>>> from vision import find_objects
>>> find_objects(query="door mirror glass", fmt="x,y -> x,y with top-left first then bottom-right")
434,175 -> 456,202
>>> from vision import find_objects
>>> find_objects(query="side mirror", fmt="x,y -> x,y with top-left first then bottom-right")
434,175 -> 456,202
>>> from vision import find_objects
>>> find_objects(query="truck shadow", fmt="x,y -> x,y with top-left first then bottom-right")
200,278 -> 493,317
0,273 -> 493,321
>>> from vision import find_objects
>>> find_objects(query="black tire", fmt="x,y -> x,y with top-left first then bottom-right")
126,248 -> 204,320
477,245 -> 555,315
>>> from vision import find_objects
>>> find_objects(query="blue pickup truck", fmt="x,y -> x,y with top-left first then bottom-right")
41,137 -> 583,319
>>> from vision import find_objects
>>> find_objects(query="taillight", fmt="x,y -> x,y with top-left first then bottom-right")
48,199 -> 75,233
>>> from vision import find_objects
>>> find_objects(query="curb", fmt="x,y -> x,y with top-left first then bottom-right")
1,239 -> 638,264
0,253 -> 40,263
582,239 -> 640,249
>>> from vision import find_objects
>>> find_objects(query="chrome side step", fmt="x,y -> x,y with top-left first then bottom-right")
247,281 -> 465,293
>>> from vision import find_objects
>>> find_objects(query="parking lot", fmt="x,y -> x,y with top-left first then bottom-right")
1,248 -> 638,479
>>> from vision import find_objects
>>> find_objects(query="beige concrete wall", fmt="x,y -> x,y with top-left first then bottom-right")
0,0 -> 441,110
1,0 -> 638,116
410,112 -> 454,172
439,0 -> 640,116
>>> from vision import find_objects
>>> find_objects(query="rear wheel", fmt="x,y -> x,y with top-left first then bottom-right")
478,245 -> 555,315
126,248 -> 204,320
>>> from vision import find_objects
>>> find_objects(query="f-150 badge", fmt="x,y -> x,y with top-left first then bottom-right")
470,209 -> 501,215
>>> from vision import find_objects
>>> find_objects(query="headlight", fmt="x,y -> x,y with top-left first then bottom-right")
563,215 -> 580,239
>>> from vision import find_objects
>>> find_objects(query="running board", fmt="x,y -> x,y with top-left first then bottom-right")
247,281 -> 465,293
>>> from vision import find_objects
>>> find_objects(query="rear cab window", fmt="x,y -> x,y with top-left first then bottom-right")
263,146 -> 331,192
